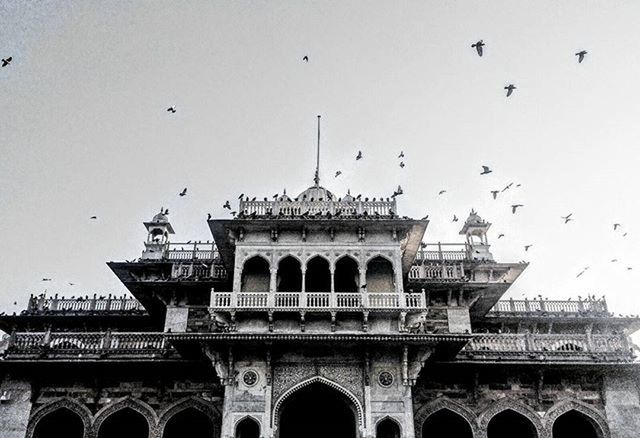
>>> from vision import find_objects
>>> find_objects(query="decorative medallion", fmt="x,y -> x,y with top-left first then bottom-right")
242,370 -> 259,387
378,371 -> 394,387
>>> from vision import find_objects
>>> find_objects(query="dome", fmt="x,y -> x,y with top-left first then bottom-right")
278,189 -> 292,202
152,212 -> 169,223
297,185 -> 334,202
342,189 -> 355,202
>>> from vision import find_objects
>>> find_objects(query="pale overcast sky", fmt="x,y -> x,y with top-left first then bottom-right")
1,2 -> 639,322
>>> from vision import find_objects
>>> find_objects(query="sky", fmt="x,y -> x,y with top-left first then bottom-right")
1,1 -> 640,325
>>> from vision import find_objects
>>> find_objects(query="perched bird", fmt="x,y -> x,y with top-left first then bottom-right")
504,84 -> 516,97
238,193 -> 244,199
511,204 -> 524,214
524,245 -> 533,251
498,234 -> 505,239
223,201 -> 231,210
90,216 -> 97,220
394,185 -> 404,196
398,151 -> 405,158
167,105 -> 176,113
501,182 -> 513,192
179,188 -> 187,197
164,208 -> 169,215
399,161 -> 405,168
1,56 -> 12,67
614,223 -> 621,231
230,211 -> 237,217
68,282 -> 75,286
335,170 -> 342,178
471,40 -> 485,57
452,215 -> 459,222
302,55 -> 309,62
438,190 -> 447,196
480,165 -> 492,175
207,213 -> 212,220
561,213 -> 573,224
356,151 -> 363,160
490,190 -> 499,199
575,50 -> 587,63
42,278 -> 51,282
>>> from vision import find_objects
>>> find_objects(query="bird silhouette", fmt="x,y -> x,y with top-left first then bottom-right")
90,216 -> 97,220
611,259 -> 618,263
511,204 -> 524,214
575,50 -> 587,63
223,201 -> 231,209
303,55 -> 309,62
164,208 -> 169,215
231,211 -> 237,217
561,213 -> 573,224
524,245 -> 533,251
356,151 -> 363,160
399,161 -> 405,168
42,278 -> 51,282
167,105 -> 176,113
501,182 -> 513,192
504,84 -> 516,97
68,282 -> 75,286
627,267 -> 633,271
480,165 -> 492,175
498,234 -> 505,239
438,190 -> 447,195
452,215 -> 459,222
179,188 -> 187,197
335,171 -> 342,178
614,223 -> 621,231
207,213 -> 212,220
490,190 -> 499,199
471,40 -> 485,57
1,57 -> 12,67
398,151 -> 404,158
238,193 -> 244,199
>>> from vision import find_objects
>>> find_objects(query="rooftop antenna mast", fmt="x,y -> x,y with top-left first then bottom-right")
314,115 -> 321,186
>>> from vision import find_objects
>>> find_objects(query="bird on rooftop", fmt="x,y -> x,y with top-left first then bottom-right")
164,208 -> 169,215
614,223 -> 622,231
238,193 -> 244,199
273,194 -> 279,199
335,171 -> 342,178
302,55 -> 309,62
399,161 -> 405,168
471,40 -> 485,57
524,245 -> 533,251
561,213 -> 573,224
356,151 -> 363,160
480,165 -> 492,175
167,105 -> 176,113
223,201 -> 231,210
231,211 -> 237,217
575,50 -> 588,63
438,190 -> 447,195
251,197 -> 256,201
1,57 -> 12,67
398,151 -> 404,158
179,188 -> 187,197
498,234 -> 505,239
452,215 -> 459,222
504,84 -> 516,97
490,190 -> 499,199
511,204 -> 524,214
421,215 -> 429,220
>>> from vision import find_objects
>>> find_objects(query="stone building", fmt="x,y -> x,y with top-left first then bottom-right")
1,177 -> 640,438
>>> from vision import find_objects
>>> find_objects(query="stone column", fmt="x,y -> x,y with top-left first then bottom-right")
270,268 -> 278,293
301,268 -> 306,293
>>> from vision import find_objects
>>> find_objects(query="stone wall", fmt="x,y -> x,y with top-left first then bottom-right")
604,372 -> 640,438
0,377 -> 31,438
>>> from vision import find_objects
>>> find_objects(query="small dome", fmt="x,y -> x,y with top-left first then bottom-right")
278,189 -> 292,202
152,212 -> 169,223
465,209 -> 485,225
298,185 -> 334,202
342,189 -> 355,202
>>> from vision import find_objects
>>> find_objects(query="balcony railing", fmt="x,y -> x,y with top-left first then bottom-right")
488,297 -> 609,316
210,291 -> 425,311
461,333 -> 632,361
238,198 -> 397,218
408,263 -> 466,281
415,243 -> 471,262
171,262 -> 227,280
25,294 -> 146,314
1,332 -> 175,360
166,242 -> 220,261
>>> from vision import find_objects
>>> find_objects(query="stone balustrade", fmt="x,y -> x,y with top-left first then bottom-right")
166,242 -> 220,260
25,294 -> 146,314
488,297 -> 609,316
238,198 -> 397,218
210,291 -> 425,311
414,243 -> 471,262
1,332 -> 174,360
408,263 -> 465,281
462,333 -> 632,361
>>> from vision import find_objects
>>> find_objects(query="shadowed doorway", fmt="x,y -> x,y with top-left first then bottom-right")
278,382 -> 357,438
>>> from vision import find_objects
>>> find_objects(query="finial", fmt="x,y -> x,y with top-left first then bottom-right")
314,115 -> 321,186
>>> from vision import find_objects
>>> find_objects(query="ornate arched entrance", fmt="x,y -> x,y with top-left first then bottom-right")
552,410 -> 604,438
276,381 -> 359,438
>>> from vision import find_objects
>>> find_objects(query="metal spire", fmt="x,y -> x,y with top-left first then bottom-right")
314,115 -> 321,186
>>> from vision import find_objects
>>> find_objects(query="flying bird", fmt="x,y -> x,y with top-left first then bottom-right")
167,105 -> 176,113
627,267 -> 633,271
302,55 -> 309,62
399,161 -> 405,168
471,40 -> 485,57
561,213 -> 573,224
504,84 -> 516,97
90,216 -> 97,220
613,223 -> 621,231
335,171 -> 342,178
452,215 -> 459,222
68,282 -> 75,286
511,204 -> 524,214
223,201 -> 231,210
524,245 -> 533,251
42,278 -> 51,282
438,190 -> 447,196
398,151 -> 404,158
480,165 -> 492,175
611,259 -> 618,263
576,268 -> 588,278
179,188 -> 187,197
498,234 -> 505,239
501,182 -> 513,192
575,50 -> 587,63
1,57 -> 12,67
356,151 -> 363,160
490,190 -> 499,200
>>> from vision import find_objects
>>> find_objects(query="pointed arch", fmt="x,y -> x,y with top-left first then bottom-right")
545,399 -> 609,438
414,397 -> 478,438
272,376 -> 364,430
241,255 -> 271,292
366,255 -> 395,292
158,396 -> 221,436
277,255 -> 303,292
93,397 -> 157,435
334,255 -> 360,292
26,398 -> 92,438
375,416 -> 402,438
305,255 -> 331,292
235,416 -> 261,438
480,398 -> 542,438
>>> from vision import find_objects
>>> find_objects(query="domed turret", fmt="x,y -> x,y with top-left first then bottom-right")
142,208 -> 175,260
298,185 -> 334,202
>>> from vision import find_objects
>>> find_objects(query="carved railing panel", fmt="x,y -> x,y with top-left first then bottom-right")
488,298 -> 609,316
25,295 -> 146,314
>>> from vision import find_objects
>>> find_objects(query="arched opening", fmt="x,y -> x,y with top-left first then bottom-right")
236,417 -> 260,438
277,256 -> 302,292
278,382 -> 357,438
98,408 -> 149,438
334,256 -> 359,292
377,418 -> 400,438
241,256 -> 270,292
163,407 -> 214,438
422,409 -> 473,438
487,410 -> 537,438
552,410 -> 602,438
34,407 -> 84,438
366,257 -> 394,292
305,256 -> 331,292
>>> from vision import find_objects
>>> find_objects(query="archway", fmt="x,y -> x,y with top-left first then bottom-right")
552,410 -> 602,438
377,418 -> 400,438
33,408 -> 84,438
98,408 -> 149,438
366,257 -> 394,292
335,256 -> 359,292
236,417 -> 260,438
163,407 -> 214,438
278,382 -> 357,438
422,409 -> 473,438
305,256 -> 331,292
277,256 -> 302,292
241,256 -> 270,292
487,410 -> 537,438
